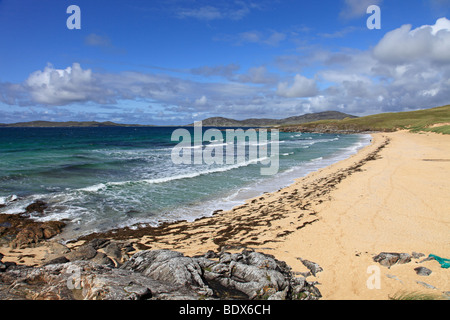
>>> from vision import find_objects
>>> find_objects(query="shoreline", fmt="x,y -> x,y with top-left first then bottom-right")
1,130 -> 449,300
58,132 -> 372,242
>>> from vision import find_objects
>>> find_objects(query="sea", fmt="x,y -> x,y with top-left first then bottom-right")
0,126 -> 371,241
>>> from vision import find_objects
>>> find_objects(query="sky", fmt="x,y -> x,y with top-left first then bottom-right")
0,0 -> 449,125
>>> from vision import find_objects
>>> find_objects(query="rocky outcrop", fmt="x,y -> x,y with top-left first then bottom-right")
373,252 -> 412,268
0,213 -> 65,249
0,248 -> 321,300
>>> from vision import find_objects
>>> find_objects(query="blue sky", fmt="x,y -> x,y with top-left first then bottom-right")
0,0 -> 449,125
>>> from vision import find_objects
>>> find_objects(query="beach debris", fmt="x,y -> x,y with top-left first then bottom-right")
373,252 -> 412,268
0,248 -> 322,300
414,267 -> 432,276
427,254 -> 450,269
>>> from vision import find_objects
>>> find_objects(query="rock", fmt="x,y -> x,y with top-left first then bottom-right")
0,249 -> 322,300
43,256 -> 70,266
198,250 -> 321,300
90,252 -> 114,267
11,220 -> 65,248
416,281 -> 437,290
412,252 -> 425,259
0,261 -> 194,300
122,249 -> 212,296
24,200 -> 47,215
414,267 -> 432,276
298,258 -> 323,277
373,252 -> 412,268
65,244 -> 97,261
88,238 -> 110,250
103,242 -> 122,262
0,253 -> 5,272
203,250 -> 218,259
386,274 -> 403,284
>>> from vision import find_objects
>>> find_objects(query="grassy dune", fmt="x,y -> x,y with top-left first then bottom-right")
281,105 -> 450,134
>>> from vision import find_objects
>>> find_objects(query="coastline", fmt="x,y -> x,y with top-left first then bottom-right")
1,130 -> 449,300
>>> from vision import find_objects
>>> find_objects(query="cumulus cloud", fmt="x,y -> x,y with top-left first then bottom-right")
373,17 -> 450,64
24,63 -> 114,106
276,74 -> 318,98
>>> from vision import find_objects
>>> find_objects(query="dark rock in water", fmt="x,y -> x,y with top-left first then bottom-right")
25,200 -> 47,215
414,267 -> 432,276
373,252 -> 412,268
0,249 -> 322,300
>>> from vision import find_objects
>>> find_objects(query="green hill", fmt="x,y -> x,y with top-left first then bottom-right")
280,105 -> 450,134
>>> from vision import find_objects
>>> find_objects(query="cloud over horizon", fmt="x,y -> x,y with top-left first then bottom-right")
0,16 -> 449,124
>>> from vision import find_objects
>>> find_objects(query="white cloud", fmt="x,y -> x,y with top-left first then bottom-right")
24,63 -> 113,105
195,95 -> 208,106
373,17 -> 450,64
276,74 -> 318,98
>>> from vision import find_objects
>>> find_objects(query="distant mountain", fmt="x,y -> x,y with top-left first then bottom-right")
0,121 -> 155,128
194,111 -> 358,127
0,111 -> 358,128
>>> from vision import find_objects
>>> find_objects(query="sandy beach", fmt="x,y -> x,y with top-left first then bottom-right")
1,130 -> 449,300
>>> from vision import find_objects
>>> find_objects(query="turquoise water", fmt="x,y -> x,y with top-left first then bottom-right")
0,127 -> 371,240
